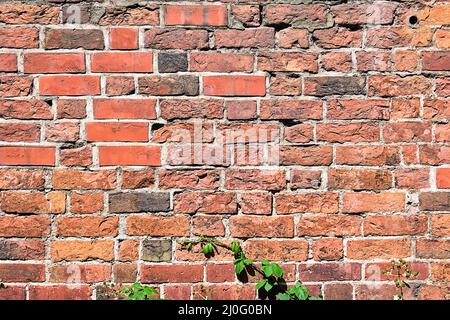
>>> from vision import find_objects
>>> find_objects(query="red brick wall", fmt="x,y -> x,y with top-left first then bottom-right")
0,0 -> 449,300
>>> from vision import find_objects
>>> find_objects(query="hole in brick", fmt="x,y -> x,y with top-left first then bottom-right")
409,16 -> 418,25
151,123 -> 165,131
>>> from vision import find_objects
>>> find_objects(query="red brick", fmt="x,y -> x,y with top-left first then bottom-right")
364,215 -> 428,236
40,75 -> 101,96
91,52 -> 153,73
86,122 -> 149,142
29,285 -> 91,300
70,192 -> 104,214
203,76 -> 266,97
258,52 -> 317,72
240,192 -> 272,215
57,99 -> 86,119
313,238 -> 343,261
343,192 -> 405,213
245,239 -> 308,261
0,53 -> 17,72
328,168 -> 392,190
336,145 -> 400,166
206,264 -> 235,283
0,263 -> 45,282
165,5 -> 227,26
56,216 -> 118,237
297,215 -> 361,237
98,146 -> 161,166
49,264 -> 111,283
437,168 -> 450,189
0,191 -> 65,214
110,28 -> 138,50
126,215 -> 190,236
24,53 -> 85,73
347,238 -> 411,260
215,28 -> 275,48
141,265 -> 203,283
230,216 -> 294,238
175,192 -> 237,214
190,52 -> 253,72
93,98 -> 156,119
327,99 -> 389,120
0,27 -> 38,48
276,192 -> 339,214
0,216 -> 50,238
51,240 -> 114,262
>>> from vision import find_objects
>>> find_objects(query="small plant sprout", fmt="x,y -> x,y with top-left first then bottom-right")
119,283 -> 159,300
382,259 -> 419,300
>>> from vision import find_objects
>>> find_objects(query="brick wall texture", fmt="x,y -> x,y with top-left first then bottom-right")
0,0 -> 449,300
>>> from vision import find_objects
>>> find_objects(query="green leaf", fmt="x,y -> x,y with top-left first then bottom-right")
231,241 -> 241,255
235,261 -> 245,275
261,260 -> 270,266
262,265 -> 273,278
277,293 -> 291,300
264,281 -> 273,292
243,259 -> 253,265
272,263 -> 283,278
256,279 -> 267,290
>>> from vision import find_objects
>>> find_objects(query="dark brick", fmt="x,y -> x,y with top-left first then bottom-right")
138,75 -> 199,96
142,239 -> 172,262
45,29 -> 104,50
109,192 -> 170,213
158,53 -> 188,73
0,240 -> 45,260
304,76 -> 366,96
298,263 -> 361,282
420,192 -> 450,211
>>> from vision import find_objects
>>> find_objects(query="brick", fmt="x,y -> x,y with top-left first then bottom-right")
278,28 -> 309,49
93,98 -> 156,119
40,75 -> 101,96
0,240 -> 45,260
0,264 -> 45,282
122,169 -> 155,189
159,170 -> 219,190
98,146 -> 161,166
240,192 -> 272,215
0,216 -> 50,238
280,146 -> 333,166
0,53 -> 17,72
191,52 -> 253,73
215,28 -> 275,48
0,191 -> 65,214
161,99 -> 224,120
0,27 -> 38,48
226,100 -> 257,120
164,286 -> 191,300
53,169 -> 116,190
356,51 -> 391,72
139,75 -> 199,96
336,145 -> 400,166
0,4 -> 60,24
225,169 -> 285,191
86,122 -> 148,142
142,239 -> 172,262
395,169 -> 430,189
423,99 -> 450,121
175,192 -> 237,214
291,170 -> 321,189
60,146 -> 92,167
432,215 -> 450,236
331,3 -> 396,25
127,215 -> 190,237
158,53 -> 188,73
51,240 -> 114,262
144,29 -> 208,50
203,76 -> 266,97
284,124 -> 314,143
109,192 -> 170,213
0,99 -> 51,119
206,264 -> 235,283
24,53 -> 85,74
193,285 -> 255,300
45,29 -> 104,49
193,216 -> 225,237
258,52 -> 317,72
324,284 -> 353,300
49,264 -> 111,283
0,169 -> 44,190
391,98 -> 420,119
110,28 -> 138,50
91,52 -> 153,73
347,238 -> 411,260
327,99 -> 389,120
99,4 -> 159,26
229,216 -> 294,238
70,192 -> 104,214
317,122 -> 379,143
417,239 -> 450,259
260,99 -> 322,120
56,216 -> 118,237
0,286 -> 25,300
141,265 -> 203,283
435,30 -> 450,48
0,76 -> 33,97
366,27 -> 432,48
105,76 -> 135,96
313,28 -> 363,49
152,122 -> 213,143
45,122 -> 79,142
245,240 -> 308,261
368,75 -> 432,97
420,192 -> 450,211
57,99 -> 86,119
231,5 -> 260,27
343,192 -> 405,213
297,215 -> 361,237
437,168 -> 450,189
265,4 -> 328,27
321,51 -> 352,72
304,76 -> 366,96
420,145 -> 450,165
298,263 -> 361,282
431,263 -> 450,282
29,285 -> 91,300
436,124 -> 450,143
114,264 -> 137,283
364,215 -> 427,236
395,50 -> 418,71
270,75 -> 302,96
276,192 -> 339,214
328,169 -> 392,191
165,5 -> 227,26
119,240 -> 138,262
313,238 -> 343,261
422,51 -> 450,71
0,123 -> 40,142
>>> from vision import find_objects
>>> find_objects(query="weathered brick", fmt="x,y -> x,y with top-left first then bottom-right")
142,239 -> 172,262
126,215 -> 190,236
109,192 -> 170,213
